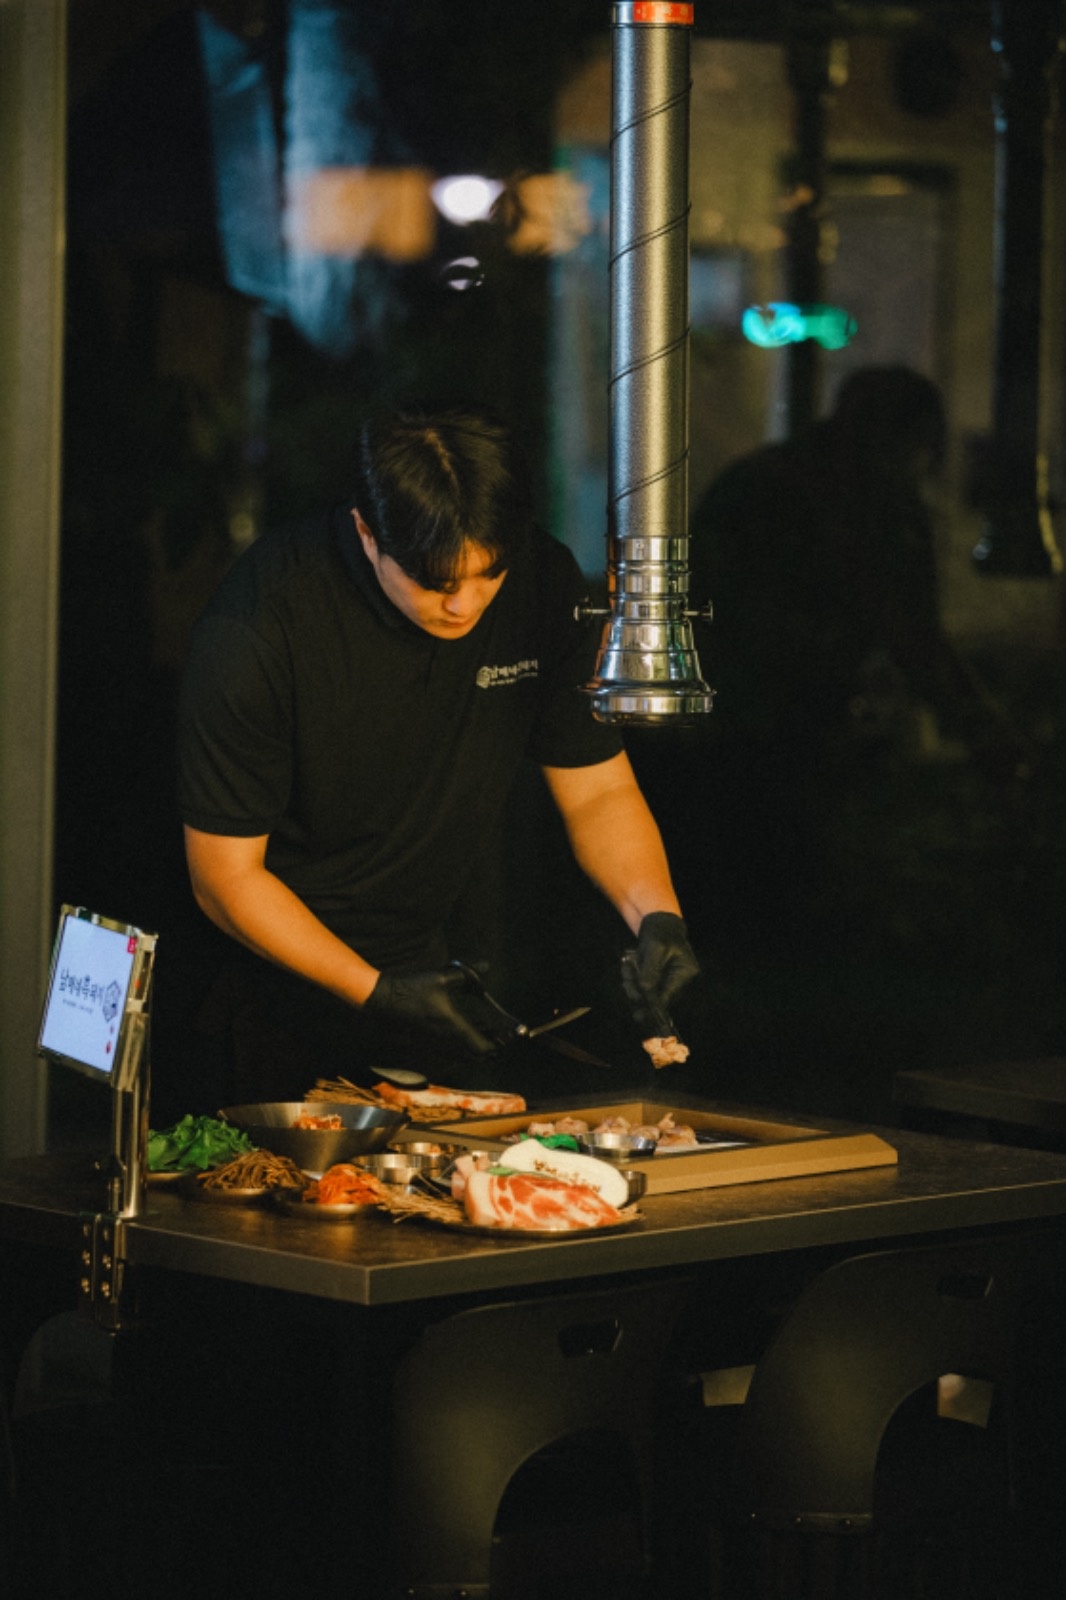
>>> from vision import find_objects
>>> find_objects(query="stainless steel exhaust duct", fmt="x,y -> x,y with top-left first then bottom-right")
585,0 -> 713,724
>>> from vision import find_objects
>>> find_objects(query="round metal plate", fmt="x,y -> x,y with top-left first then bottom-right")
425,1207 -> 644,1240
273,1192 -> 378,1221
178,1172 -> 277,1206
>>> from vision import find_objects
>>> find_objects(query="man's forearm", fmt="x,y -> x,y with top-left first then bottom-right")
184,827 -> 380,1006
543,755 -> 683,934
568,792 -> 683,934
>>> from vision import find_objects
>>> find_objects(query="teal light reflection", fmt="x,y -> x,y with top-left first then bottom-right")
742,302 -> 858,350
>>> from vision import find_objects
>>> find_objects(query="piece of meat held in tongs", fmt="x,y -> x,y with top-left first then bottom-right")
643,1036 -> 690,1068
620,950 -> 691,1068
463,1171 -> 623,1231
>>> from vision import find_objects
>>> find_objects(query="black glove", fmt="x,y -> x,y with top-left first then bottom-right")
621,911 -> 700,1036
364,963 -> 523,1058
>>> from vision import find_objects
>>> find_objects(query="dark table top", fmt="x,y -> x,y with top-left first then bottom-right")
5,1097 -> 1066,1306
893,1057 -> 1066,1135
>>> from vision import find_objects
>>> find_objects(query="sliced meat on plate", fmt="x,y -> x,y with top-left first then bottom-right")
463,1171 -> 623,1231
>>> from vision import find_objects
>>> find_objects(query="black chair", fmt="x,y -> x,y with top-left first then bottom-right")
718,1234 -> 1066,1600
385,1276 -> 692,1599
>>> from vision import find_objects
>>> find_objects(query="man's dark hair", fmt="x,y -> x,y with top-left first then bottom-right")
346,404 -> 534,589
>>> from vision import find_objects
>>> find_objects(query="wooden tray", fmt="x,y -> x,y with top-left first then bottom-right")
416,1100 -> 898,1196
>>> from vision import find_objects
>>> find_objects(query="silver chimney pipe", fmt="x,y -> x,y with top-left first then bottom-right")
585,0 -> 713,724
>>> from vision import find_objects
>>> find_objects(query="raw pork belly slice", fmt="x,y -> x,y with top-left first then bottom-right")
450,1151 -> 493,1200
373,1083 -> 527,1115
463,1171 -> 623,1231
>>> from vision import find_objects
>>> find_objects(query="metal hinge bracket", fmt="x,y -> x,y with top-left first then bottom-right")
77,1211 -> 129,1332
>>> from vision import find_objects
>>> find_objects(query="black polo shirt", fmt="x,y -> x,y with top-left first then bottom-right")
177,509 -> 621,970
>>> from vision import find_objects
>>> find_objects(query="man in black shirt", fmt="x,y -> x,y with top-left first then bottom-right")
178,405 -> 697,1098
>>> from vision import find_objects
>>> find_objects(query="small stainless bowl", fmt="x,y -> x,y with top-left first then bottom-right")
621,1169 -> 648,1204
579,1132 -> 657,1163
355,1151 -> 435,1186
392,1140 -> 462,1174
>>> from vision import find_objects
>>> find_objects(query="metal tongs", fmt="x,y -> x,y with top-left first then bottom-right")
372,964 -> 612,1089
620,948 -> 676,1040
449,960 -> 613,1069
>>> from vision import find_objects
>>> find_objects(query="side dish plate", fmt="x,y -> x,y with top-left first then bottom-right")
273,1192 -> 379,1221
179,1172 -> 278,1206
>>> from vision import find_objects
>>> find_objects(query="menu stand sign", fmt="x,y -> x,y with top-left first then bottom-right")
37,905 -> 158,1331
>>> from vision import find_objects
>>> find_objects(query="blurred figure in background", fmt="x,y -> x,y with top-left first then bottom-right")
677,365 -> 968,963
648,362 -> 1058,1119
694,365 -> 954,766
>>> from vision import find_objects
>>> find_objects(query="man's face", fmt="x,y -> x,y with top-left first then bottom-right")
353,513 -> 507,640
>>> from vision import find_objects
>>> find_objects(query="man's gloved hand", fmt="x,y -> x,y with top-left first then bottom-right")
621,911 -> 700,1036
364,964 -> 523,1058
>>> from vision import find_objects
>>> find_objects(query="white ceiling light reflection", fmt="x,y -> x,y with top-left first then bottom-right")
431,174 -> 504,225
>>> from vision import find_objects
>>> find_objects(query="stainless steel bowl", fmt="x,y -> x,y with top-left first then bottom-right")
355,1151 -> 435,1187
621,1169 -> 648,1204
392,1140 -> 462,1174
579,1131 -> 657,1163
219,1102 -> 407,1170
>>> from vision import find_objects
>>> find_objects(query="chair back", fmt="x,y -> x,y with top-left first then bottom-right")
388,1276 -> 692,1596
731,1235 -> 1030,1526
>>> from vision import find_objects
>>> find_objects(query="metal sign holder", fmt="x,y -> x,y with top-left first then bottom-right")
74,932 -> 156,1333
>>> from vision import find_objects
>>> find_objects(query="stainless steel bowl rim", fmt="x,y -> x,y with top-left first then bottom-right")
579,1133 -> 657,1158
218,1103 -> 407,1164
220,1101 -> 405,1131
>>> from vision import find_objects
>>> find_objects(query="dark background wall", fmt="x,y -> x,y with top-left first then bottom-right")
52,0 -> 1066,1133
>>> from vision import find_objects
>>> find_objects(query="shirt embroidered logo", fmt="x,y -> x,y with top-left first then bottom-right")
476,660 -> 538,689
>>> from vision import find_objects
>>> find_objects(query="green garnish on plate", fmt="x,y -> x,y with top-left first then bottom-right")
147,1114 -> 255,1173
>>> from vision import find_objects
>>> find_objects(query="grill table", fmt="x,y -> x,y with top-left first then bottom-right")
4,1093 -> 1066,1598
4,1093 -> 1066,1304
